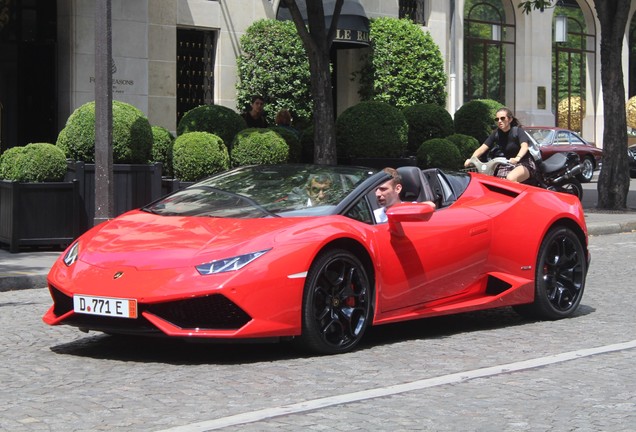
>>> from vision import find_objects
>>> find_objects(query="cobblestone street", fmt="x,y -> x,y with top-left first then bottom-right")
1,232 -> 635,432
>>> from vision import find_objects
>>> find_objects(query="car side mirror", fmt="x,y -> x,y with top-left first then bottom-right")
386,203 -> 435,237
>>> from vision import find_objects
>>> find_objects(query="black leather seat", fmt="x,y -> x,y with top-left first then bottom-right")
397,166 -> 435,202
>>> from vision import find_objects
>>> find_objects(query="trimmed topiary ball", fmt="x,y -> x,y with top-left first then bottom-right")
0,143 -> 68,182
177,104 -> 247,149
151,126 -> 175,177
231,129 -> 289,167
269,126 -> 302,163
445,133 -> 481,160
172,132 -> 230,182
402,104 -> 454,155
416,138 -> 462,170
336,101 -> 408,158
453,99 -> 503,145
56,100 -> 153,164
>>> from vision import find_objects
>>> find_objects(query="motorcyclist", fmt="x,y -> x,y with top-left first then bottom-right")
464,107 -> 536,183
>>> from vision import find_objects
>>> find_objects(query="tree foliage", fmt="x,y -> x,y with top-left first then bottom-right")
359,18 -> 446,108
236,19 -> 313,126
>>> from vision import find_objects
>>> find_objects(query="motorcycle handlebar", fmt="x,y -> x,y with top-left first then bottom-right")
465,156 -> 512,176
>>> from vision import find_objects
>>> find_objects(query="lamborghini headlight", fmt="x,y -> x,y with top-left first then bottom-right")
63,241 -> 80,267
196,249 -> 271,275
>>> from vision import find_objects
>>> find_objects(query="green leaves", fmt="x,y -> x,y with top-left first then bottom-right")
359,18 -> 447,108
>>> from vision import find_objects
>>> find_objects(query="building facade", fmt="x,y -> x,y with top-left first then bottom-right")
1,0 -> 635,152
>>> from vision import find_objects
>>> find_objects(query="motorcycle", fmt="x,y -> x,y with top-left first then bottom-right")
466,152 -> 584,200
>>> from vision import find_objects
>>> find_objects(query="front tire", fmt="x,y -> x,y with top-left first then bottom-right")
299,249 -> 372,354
514,226 -> 586,320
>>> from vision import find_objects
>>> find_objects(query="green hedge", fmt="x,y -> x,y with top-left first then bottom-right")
151,126 -> 175,177
453,99 -> 503,144
416,138 -> 462,170
446,133 -> 481,160
56,100 -> 153,164
177,104 -> 246,149
336,101 -> 408,158
231,129 -> 289,167
358,17 -> 446,108
237,19 -> 312,126
172,132 -> 230,181
402,103 -> 454,155
0,143 -> 68,182
269,126 -> 302,163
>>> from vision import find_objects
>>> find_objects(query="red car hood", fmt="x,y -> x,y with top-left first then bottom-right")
78,210 -> 303,270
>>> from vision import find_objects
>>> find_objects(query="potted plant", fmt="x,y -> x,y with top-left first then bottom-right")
0,143 -> 79,253
56,100 -> 163,231
169,131 -> 230,191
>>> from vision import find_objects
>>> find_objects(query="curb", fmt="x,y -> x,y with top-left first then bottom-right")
586,221 -> 636,236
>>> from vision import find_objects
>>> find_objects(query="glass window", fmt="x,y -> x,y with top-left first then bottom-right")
399,0 -> 426,25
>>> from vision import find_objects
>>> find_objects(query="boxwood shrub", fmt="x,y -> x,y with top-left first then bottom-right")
231,129 -> 289,167
453,99 -> 503,144
358,17 -> 446,108
416,138 -> 462,170
56,100 -> 153,163
402,103 -> 454,155
151,126 -> 175,177
269,126 -> 302,163
336,101 -> 408,158
0,143 -> 68,182
177,104 -> 247,149
172,132 -> 230,182
445,133 -> 481,160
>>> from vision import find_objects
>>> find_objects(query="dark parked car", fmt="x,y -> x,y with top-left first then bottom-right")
629,144 -> 636,178
525,127 -> 603,183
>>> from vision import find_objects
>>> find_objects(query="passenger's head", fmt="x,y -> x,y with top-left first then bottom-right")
306,173 -> 333,204
375,167 -> 402,209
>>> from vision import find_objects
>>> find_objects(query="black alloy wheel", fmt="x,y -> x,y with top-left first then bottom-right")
300,249 -> 372,354
514,226 -> 586,319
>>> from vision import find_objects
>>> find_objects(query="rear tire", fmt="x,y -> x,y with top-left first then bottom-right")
576,157 -> 594,183
514,226 -> 586,320
556,179 -> 583,200
299,249 -> 372,355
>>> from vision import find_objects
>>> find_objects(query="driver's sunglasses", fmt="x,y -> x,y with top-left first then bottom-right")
495,116 -> 508,122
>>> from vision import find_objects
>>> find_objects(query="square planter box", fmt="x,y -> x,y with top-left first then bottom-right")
0,180 -> 80,253
66,162 -> 163,231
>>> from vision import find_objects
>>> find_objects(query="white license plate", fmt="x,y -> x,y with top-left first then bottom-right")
73,295 -> 138,319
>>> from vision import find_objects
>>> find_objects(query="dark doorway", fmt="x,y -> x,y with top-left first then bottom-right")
0,0 -> 57,152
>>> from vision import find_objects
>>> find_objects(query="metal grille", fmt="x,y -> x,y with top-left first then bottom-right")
177,28 -> 216,123
399,0 -> 426,25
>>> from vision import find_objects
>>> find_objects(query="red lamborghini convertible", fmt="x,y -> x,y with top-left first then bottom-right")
43,164 -> 589,354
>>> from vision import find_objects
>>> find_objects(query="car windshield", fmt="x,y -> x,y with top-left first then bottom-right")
525,128 -> 555,145
143,164 -> 376,218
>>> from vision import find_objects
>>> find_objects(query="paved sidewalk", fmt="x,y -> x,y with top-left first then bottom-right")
1,179 -> 635,291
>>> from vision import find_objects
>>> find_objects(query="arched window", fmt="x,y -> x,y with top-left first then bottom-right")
553,1 -> 594,132
464,0 -> 514,104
